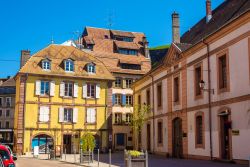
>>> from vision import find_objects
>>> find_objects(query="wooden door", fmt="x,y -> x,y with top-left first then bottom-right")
63,135 -> 72,154
220,115 -> 230,160
172,118 -> 183,158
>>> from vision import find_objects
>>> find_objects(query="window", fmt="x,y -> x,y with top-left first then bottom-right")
146,89 -> 150,106
157,84 -> 162,108
120,63 -> 141,70
126,95 -> 133,105
40,81 -> 50,96
195,65 -> 202,97
64,108 -> 73,122
218,54 -> 228,90
114,94 -> 122,105
86,108 -> 96,124
64,82 -> 73,97
114,78 -> 122,88
125,79 -> 133,88
114,113 -> 122,124
6,97 -> 11,107
114,36 -> 133,42
157,121 -> 163,144
42,60 -> 51,70
87,83 -> 95,98
64,59 -> 74,72
125,113 -> 132,123
174,77 -> 179,103
5,110 -> 10,117
195,113 -> 204,148
118,49 -> 137,55
39,106 -> 49,122
87,63 -> 96,74
0,110 -> 2,117
5,121 -> 9,129
0,98 -> 2,107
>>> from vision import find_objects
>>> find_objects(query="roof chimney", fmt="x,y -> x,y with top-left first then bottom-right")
20,50 -> 30,69
206,0 -> 212,23
172,12 -> 180,43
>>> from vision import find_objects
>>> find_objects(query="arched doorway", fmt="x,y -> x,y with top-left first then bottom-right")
172,117 -> 183,158
32,134 -> 54,154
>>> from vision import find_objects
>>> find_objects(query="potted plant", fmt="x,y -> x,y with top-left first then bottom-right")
124,150 -> 148,167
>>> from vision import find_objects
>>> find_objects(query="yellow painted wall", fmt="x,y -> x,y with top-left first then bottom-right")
17,75 -> 110,153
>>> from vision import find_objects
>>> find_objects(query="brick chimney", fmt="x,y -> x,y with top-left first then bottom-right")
206,0 -> 212,23
20,50 -> 30,69
172,12 -> 180,43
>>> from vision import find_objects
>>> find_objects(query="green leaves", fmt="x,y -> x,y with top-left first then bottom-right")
81,132 -> 96,152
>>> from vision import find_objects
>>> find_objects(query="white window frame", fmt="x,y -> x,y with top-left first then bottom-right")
64,108 -> 73,122
87,64 -> 96,74
42,60 -> 51,70
125,79 -> 133,88
126,95 -> 133,105
87,83 -> 95,98
64,59 -> 74,72
115,94 -> 122,105
125,113 -> 132,123
64,82 -> 74,97
40,81 -> 50,96
114,113 -> 122,124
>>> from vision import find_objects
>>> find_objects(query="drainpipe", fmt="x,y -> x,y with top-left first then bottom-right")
202,39 -> 213,160
149,74 -> 155,153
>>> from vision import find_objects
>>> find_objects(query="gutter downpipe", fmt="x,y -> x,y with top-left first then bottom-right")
149,74 -> 155,153
202,39 -> 213,160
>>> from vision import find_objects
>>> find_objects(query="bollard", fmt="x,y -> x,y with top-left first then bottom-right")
109,149 -> 111,167
88,149 -> 90,165
74,148 -> 76,163
145,150 -> 148,167
98,149 -> 100,167
80,148 -> 82,164
64,148 -> 66,161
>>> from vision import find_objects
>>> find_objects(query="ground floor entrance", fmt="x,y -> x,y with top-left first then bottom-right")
32,134 -> 54,154
172,117 -> 183,158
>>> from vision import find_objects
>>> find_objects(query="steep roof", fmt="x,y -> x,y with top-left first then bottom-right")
181,0 -> 250,45
82,27 -> 151,75
19,45 -> 114,80
0,78 -> 15,87
149,48 -> 169,68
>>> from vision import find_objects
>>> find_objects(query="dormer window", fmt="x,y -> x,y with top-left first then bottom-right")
87,63 -> 96,74
42,59 -> 51,70
64,59 -> 74,72
118,49 -> 138,55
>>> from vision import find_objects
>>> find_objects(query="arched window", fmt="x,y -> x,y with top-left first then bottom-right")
64,59 -> 74,72
42,59 -> 51,70
195,112 -> 204,148
87,63 -> 96,74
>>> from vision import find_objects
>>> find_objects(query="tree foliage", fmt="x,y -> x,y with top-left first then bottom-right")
130,104 -> 151,132
81,132 -> 95,152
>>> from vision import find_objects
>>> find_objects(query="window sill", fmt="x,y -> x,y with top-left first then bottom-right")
85,123 -> 96,125
39,95 -> 50,98
194,94 -> 203,100
217,87 -> 230,94
61,122 -> 74,125
62,96 -> 73,99
173,101 -> 180,106
38,122 -> 49,124
195,144 -> 205,149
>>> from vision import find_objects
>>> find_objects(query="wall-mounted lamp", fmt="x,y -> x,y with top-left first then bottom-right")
199,80 -> 214,94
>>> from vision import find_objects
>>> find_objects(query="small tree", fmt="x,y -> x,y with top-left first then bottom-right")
81,132 -> 95,152
130,104 -> 151,150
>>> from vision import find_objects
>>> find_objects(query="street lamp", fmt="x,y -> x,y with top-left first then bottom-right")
199,80 -> 214,94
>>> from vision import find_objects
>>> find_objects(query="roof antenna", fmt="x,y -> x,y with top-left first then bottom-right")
106,10 -> 115,29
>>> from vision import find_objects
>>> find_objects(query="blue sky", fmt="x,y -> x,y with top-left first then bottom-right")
0,0 -> 224,77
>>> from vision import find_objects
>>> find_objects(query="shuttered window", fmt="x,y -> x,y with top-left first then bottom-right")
86,108 -> 96,123
39,106 -> 49,122
87,83 -> 95,98
126,95 -> 133,105
64,108 -> 73,122
64,82 -> 73,97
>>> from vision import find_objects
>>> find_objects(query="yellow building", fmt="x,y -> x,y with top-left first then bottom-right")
14,44 -> 114,155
